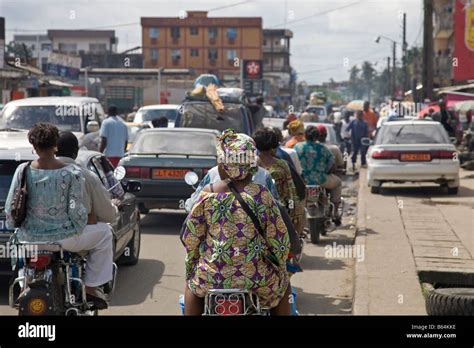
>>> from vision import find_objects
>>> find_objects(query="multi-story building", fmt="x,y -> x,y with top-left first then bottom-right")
12,34 -> 52,71
141,11 -> 262,81
433,0 -> 455,87
262,29 -> 293,109
47,30 -> 118,55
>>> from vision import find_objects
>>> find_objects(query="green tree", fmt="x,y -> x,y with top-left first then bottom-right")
6,42 -> 32,63
361,61 -> 376,102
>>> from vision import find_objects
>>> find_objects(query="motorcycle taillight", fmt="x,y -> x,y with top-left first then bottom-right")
28,255 -> 52,269
213,295 -> 244,315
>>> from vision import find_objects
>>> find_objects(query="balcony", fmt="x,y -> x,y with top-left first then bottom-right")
262,46 -> 290,53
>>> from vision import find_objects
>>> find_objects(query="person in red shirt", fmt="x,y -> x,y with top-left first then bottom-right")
363,101 -> 378,137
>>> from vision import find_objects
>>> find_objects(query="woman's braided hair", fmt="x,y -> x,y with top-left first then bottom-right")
28,122 -> 59,150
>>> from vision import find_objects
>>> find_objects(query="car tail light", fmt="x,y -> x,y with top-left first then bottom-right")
432,150 -> 456,159
125,166 -> 150,179
371,150 -> 398,159
29,255 -> 52,269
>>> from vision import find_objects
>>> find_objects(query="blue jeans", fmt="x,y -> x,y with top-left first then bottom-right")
352,140 -> 367,165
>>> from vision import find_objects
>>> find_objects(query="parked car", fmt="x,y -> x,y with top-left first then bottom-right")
364,120 -> 460,194
0,97 -> 105,151
119,128 -> 218,213
0,147 -> 142,275
175,96 -> 254,135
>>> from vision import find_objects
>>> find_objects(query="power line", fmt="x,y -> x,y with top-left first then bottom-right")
268,1 -> 363,29
207,0 -> 251,12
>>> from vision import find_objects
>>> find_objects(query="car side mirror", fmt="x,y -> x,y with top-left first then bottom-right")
114,166 -> 126,181
124,180 -> 141,193
86,121 -> 100,133
361,137 -> 373,146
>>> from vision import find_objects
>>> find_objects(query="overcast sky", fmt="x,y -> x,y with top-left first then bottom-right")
0,0 -> 424,84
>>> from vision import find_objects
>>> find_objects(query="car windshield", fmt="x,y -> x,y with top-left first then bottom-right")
306,107 -> 326,116
376,124 -> 449,144
135,108 -> 178,123
179,102 -> 245,133
131,131 -> 217,156
0,104 -> 99,132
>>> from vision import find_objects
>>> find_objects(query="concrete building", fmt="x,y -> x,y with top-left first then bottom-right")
262,29 -> 294,110
141,11 -> 262,81
12,34 -> 52,71
47,30 -> 118,55
433,0 -> 455,87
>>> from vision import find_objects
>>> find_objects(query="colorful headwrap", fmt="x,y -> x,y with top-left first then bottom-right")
216,129 -> 257,181
287,113 -> 297,123
288,120 -> 305,136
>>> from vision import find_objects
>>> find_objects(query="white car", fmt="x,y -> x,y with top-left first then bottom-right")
133,104 -> 180,128
365,120 -> 460,194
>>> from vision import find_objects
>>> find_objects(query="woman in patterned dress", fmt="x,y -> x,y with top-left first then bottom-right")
181,129 -> 291,315
253,127 -> 305,237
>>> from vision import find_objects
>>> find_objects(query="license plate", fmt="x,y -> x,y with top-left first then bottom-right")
400,153 -> 431,161
152,169 -> 189,179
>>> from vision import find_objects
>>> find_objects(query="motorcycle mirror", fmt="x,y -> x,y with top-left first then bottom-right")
114,166 -> 126,181
184,171 -> 199,186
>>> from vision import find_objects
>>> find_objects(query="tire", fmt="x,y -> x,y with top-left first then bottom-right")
138,203 -> 149,214
117,223 -> 141,266
426,288 -> 474,315
447,187 -> 458,195
370,185 -> 381,194
309,218 -> 324,244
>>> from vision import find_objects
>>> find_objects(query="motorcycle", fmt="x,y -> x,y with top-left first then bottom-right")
305,185 -> 344,244
181,172 -> 299,315
8,165 -> 128,316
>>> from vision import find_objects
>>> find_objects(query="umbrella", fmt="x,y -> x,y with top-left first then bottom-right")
454,100 -> 474,113
345,100 -> 365,111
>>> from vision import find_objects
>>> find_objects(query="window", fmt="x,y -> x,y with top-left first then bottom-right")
227,49 -> 237,60
172,49 -> 181,60
149,27 -> 160,39
208,27 -> 218,39
190,27 -> 199,35
227,27 -> 237,43
58,43 -> 77,54
151,48 -> 159,60
208,48 -> 218,60
41,43 -> 51,51
190,48 -> 199,57
263,39 -> 267,46
89,43 -> 107,53
31,44 -> 35,51
171,27 -> 180,39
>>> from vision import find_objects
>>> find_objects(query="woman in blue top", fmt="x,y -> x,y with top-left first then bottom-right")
6,123 -> 108,308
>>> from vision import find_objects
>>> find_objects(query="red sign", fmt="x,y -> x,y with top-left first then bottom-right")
243,60 -> 263,79
453,0 -> 474,81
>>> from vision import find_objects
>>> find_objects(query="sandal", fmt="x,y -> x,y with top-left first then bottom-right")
86,287 -> 108,310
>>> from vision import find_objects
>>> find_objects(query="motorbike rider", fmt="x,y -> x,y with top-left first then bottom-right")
56,131 -> 120,308
181,129 -> 291,315
294,126 -> 343,225
315,124 -> 345,173
5,124 -> 112,309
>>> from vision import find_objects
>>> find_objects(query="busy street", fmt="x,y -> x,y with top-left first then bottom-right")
0,0 -> 473,327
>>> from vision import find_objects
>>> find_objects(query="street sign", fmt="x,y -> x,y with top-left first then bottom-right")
47,52 -> 81,80
243,60 -> 263,79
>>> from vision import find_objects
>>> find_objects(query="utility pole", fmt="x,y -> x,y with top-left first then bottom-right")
392,41 -> 396,99
422,0 -> 434,101
402,12 -> 408,93
387,56 -> 391,99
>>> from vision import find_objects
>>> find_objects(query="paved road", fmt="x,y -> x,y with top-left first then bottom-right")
0,177 -> 358,315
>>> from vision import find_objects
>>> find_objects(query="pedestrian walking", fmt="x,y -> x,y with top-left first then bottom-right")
348,110 -> 369,171
99,105 -> 129,167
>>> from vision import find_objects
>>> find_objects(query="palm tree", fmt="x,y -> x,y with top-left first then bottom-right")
361,61 -> 375,102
